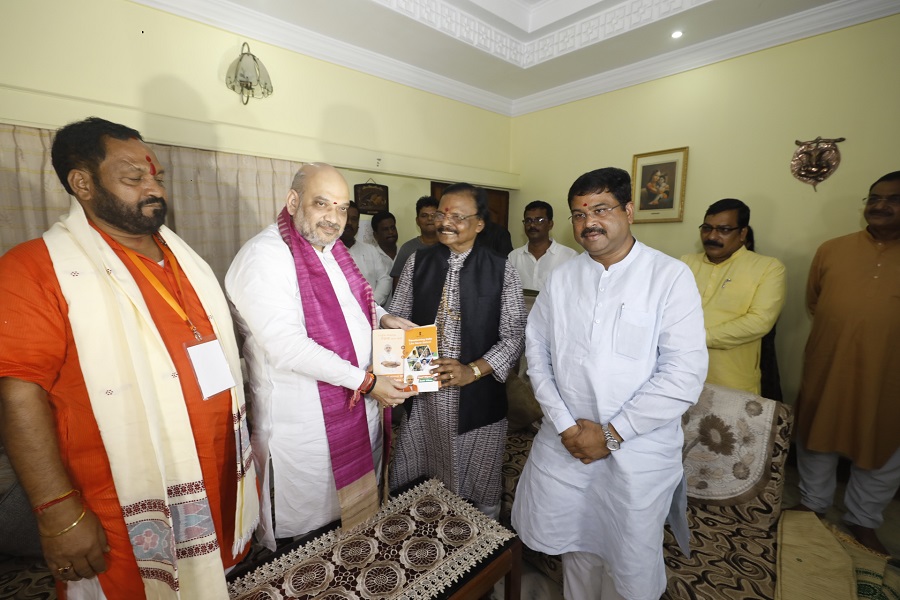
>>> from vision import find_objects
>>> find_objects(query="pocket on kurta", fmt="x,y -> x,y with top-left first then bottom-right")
614,307 -> 653,360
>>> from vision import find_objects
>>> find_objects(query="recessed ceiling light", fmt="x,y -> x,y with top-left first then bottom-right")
671,31 -> 683,39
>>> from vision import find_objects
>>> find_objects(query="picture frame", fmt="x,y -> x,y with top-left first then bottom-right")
354,183 -> 389,215
631,147 -> 688,223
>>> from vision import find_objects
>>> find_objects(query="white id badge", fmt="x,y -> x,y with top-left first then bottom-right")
185,337 -> 236,399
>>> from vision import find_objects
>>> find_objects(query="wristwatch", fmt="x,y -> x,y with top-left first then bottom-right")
601,423 -> 620,451
468,362 -> 482,381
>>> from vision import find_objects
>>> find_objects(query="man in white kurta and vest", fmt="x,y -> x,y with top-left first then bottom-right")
389,183 -> 526,519
513,167 -> 708,599
225,163 -> 415,550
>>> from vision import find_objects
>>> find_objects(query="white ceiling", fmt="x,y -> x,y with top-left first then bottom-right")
136,0 -> 899,115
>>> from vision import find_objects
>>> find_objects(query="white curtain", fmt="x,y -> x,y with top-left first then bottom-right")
0,123 -> 302,281
0,124 -> 72,251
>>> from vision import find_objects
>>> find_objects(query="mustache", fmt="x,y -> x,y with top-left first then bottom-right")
438,227 -> 458,235
868,209 -> 893,217
581,227 -> 606,238
703,240 -> 724,248
319,219 -> 341,231
527,228 -> 540,233
138,196 -> 166,209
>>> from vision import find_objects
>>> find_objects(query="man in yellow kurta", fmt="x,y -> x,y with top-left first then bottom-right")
795,171 -> 900,555
681,199 -> 785,394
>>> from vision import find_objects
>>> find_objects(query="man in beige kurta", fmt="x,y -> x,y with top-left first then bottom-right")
794,170 -> 900,555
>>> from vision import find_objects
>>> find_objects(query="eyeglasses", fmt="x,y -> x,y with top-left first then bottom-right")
418,212 -> 437,221
569,205 -> 621,222
522,217 -> 548,225
433,212 -> 479,224
862,195 -> 900,206
699,224 -> 742,234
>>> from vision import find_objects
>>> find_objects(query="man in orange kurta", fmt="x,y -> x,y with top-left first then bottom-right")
0,117 -> 256,599
794,170 -> 900,555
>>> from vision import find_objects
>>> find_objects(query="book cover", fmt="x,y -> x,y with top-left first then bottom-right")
373,325 -> 440,392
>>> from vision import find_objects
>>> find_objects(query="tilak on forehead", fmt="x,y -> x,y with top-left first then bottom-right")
145,155 -> 157,176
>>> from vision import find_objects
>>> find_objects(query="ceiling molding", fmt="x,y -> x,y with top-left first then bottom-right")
134,0 -> 898,117
529,0 -> 632,34
511,0 -> 900,115
371,0 -> 715,67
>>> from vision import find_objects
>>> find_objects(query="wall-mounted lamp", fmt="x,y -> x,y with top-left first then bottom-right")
225,42 -> 273,104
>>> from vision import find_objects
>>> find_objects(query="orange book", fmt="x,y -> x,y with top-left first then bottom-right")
373,325 -> 440,392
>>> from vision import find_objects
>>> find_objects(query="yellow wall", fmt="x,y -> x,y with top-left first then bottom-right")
2,0 -> 897,402
0,0 -> 514,239
510,14 -> 900,402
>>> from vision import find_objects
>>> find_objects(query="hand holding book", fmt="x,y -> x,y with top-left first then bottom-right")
370,375 -> 417,407
372,323 -> 441,392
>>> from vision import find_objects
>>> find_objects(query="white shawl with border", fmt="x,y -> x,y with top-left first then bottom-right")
43,200 -> 258,599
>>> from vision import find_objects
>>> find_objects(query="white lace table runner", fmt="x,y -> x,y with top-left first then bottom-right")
228,479 -> 515,599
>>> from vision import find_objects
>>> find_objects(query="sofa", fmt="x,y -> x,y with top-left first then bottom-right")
500,378 -> 794,600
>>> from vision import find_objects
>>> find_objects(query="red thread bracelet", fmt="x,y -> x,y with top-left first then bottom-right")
33,489 -> 81,514
361,372 -> 377,394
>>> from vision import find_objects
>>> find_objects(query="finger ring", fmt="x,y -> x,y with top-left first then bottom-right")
449,373 -> 454,380
57,565 -> 72,575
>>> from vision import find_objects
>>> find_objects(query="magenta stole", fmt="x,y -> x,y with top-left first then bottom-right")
277,208 -> 383,528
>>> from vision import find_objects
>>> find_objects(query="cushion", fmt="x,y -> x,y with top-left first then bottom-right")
681,384 -> 779,505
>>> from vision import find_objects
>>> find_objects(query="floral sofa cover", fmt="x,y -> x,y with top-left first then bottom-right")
500,382 -> 794,600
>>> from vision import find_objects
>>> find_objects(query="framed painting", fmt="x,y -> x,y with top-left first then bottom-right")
354,183 -> 389,215
631,147 -> 688,223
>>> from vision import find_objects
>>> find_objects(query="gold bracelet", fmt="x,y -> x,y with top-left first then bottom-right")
468,362 -> 482,381
40,507 -> 87,538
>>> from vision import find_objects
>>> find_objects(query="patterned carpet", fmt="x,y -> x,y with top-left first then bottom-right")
0,557 -> 54,600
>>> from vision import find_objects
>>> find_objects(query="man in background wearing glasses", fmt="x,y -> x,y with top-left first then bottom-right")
508,200 -> 578,292
794,171 -> 900,555
680,198 -> 786,394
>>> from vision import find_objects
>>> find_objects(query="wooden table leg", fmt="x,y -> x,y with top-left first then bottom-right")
505,538 -> 522,600
447,537 -> 522,599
